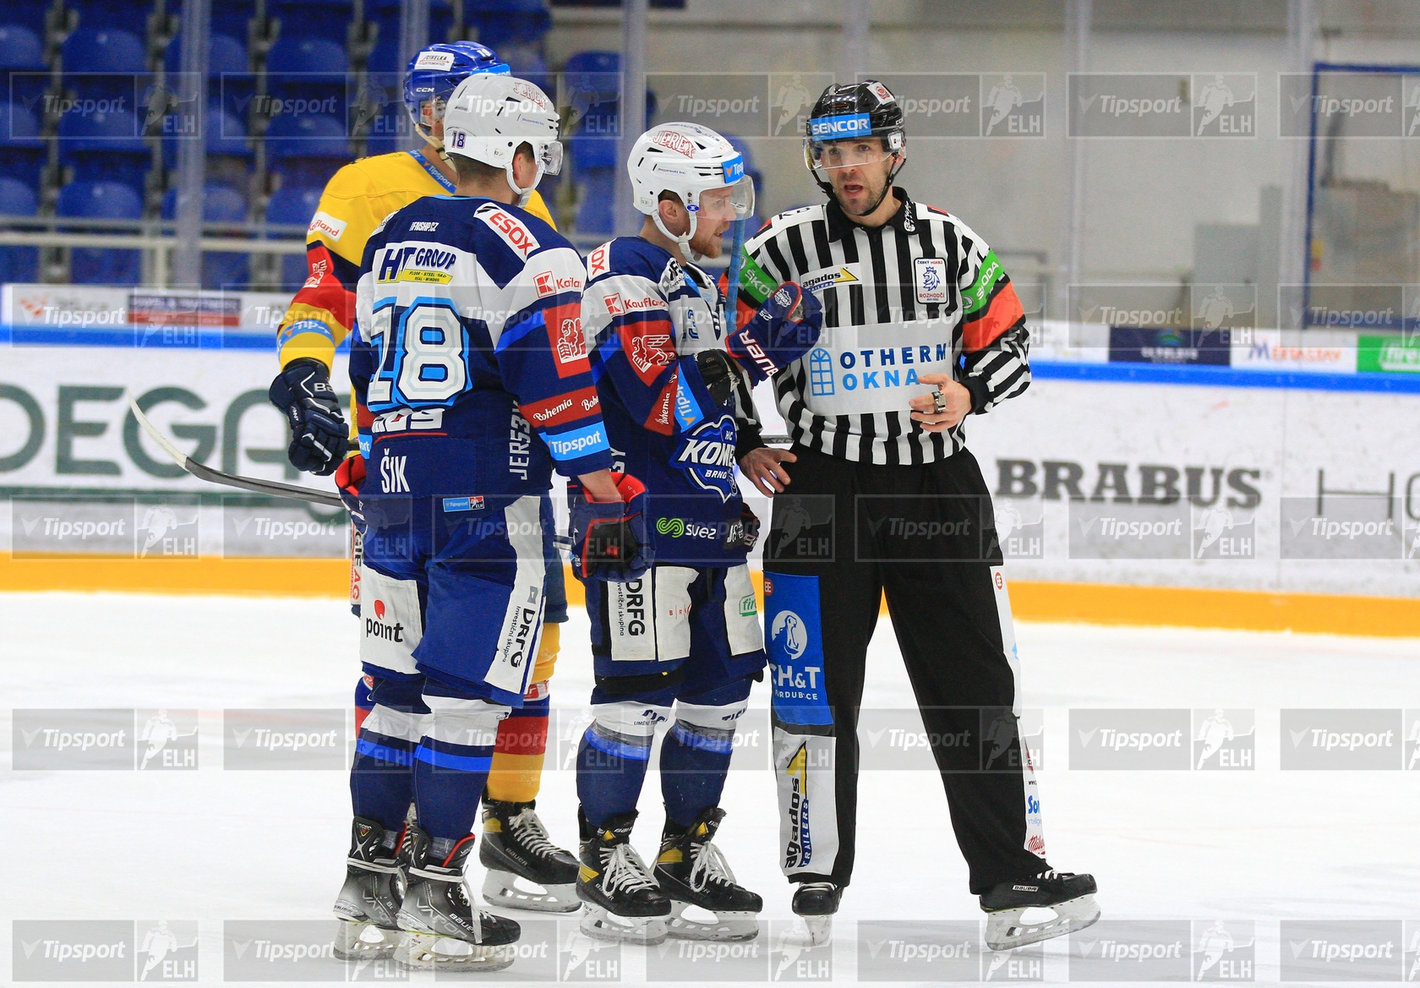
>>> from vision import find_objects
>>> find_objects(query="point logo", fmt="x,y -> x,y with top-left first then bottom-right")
373,599 -> 385,620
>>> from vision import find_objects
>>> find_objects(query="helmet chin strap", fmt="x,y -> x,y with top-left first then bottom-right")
652,208 -> 698,261
506,160 -> 543,207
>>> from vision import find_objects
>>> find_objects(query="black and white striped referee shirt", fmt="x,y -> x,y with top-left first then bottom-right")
735,188 -> 1031,466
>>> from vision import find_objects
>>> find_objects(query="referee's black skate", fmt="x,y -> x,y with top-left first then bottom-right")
332,817 -> 405,960
576,809 -> 670,944
393,824 -> 520,971
790,881 -> 841,946
654,807 -> 762,941
479,799 -> 580,913
979,870 -> 1099,950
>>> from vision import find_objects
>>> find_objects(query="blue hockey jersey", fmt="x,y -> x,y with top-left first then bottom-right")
581,236 -> 754,566
351,195 -> 612,498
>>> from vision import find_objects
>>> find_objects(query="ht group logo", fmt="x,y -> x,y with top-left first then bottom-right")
1193,506 -> 1256,560
1192,919 -> 1255,982
14,920 -> 198,983
1280,71 -> 1409,137
224,920 -> 402,982
222,709 -> 346,770
560,922 -> 621,981
12,709 -> 198,770
1192,709 -> 1255,771
1279,496 -> 1402,560
770,72 -> 836,136
1280,920 -> 1404,982
1069,920 -> 1192,981
858,921 -> 1043,982
1281,708 -> 1403,770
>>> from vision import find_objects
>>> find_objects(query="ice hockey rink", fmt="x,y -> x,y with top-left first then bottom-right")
3,590 -> 1418,986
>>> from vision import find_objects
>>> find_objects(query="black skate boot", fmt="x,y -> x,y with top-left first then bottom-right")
980,870 -> 1099,950
790,881 -> 841,946
576,808 -> 670,944
393,824 -> 521,971
480,799 -> 580,913
332,817 -> 405,960
654,807 -> 762,941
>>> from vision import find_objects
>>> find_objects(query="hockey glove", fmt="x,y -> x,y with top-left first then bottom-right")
694,349 -> 739,407
734,504 -> 760,551
269,357 -> 349,475
569,472 -> 652,582
725,281 -> 823,384
334,454 -> 366,536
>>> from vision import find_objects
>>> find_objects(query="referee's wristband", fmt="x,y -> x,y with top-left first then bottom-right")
961,375 -> 992,414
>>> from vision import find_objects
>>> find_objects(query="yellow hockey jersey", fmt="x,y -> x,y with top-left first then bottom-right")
275,147 -> 556,371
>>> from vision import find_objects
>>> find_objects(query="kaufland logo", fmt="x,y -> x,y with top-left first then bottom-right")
809,113 -> 871,138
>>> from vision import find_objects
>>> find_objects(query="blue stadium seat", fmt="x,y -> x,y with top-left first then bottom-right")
210,0 -> 255,47
265,35 -> 351,122
469,0 -> 550,49
0,101 -> 46,189
563,51 -> 654,177
0,176 -> 40,284
56,105 -> 148,180
365,0 -> 454,52
162,183 -> 250,289
574,168 -> 615,236
499,44 -> 551,94
57,106 -> 151,190
67,0 -> 153,37
265,183 -> 321,288
0,23 -> 51,112
163,31 -> 254,120
56,180 -> 145,285
161,103 -> 251,169
264,112 -> 352,186
0,4 -> 51,35
61,28 -> 149,103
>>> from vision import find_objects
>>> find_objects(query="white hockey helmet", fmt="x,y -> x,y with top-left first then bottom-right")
627,121 -> 754,252
442,73 -> 563,203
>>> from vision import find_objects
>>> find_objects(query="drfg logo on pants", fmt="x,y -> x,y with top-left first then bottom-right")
1280,920 -> 1403,982
1281,709 -> 1403,769
858,921 -> 1043,982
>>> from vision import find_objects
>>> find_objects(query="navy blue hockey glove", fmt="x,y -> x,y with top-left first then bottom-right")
570,472 -> 652,582
725,281 -> 823,384
734,504 -> 760,551
269,358 -> 349,476
334,454 -> 366,536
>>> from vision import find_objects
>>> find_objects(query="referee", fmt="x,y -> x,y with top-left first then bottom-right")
734,81 -> 1097,950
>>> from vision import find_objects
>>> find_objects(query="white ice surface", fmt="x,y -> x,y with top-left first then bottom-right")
2,591 -> 1418,986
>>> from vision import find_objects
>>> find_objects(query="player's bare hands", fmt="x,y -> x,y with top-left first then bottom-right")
909,373 -> 972,432
739,446 -> 796,496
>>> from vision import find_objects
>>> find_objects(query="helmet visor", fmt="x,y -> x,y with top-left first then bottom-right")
806,138 -> 895,171
693,176 -> 754,220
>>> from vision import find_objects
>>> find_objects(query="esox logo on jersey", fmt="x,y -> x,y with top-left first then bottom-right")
477,203 -> 540,258
673,414 -> 737,502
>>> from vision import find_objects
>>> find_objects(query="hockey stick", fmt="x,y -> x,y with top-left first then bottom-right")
127,393 -> 344,508
723,216 -> 746,329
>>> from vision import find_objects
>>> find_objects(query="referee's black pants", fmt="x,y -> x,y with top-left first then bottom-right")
763,445 -> 1049,895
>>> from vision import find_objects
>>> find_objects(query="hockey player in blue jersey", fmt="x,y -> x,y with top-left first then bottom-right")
571,121 -> 823,943
343,73 -> 649,971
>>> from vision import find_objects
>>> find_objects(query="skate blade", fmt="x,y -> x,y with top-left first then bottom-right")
666,903 -> 760,941
482,869 -> 580,913
579,904 -> 668,945
332,919 -> 399,961
393,931 -> 516,972
782,915 -> 832,947
983,893 -> 1100,951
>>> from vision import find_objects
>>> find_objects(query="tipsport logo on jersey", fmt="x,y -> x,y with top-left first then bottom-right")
12,708 -> 199,771
1070,708 -> 1255,771
1069,73 -> 1256,138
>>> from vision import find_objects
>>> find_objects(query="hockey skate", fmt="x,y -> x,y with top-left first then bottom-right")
576,809 -> 670,944
331,818 -> 405,960
789,881 -> 840,946
479,799 -> 580,913
393,824 -> 521,971
980,870 -> 1099,950
654,807 -> 762,941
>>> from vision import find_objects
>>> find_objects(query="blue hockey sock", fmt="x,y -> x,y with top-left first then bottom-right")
660,719 -> 735,827
576,722 -> 652,827
412,694 -> 505,842
350,676 -> 427,831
